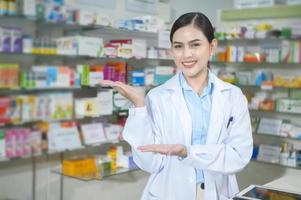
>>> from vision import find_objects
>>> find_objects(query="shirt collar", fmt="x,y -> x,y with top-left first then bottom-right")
179,70 -> 215,96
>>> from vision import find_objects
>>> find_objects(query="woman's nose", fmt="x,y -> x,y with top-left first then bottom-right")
183,47 -> 192,58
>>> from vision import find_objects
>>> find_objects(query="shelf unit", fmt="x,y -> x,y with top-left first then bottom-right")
52,167 -> 139,181
220,4 -> 301,20
251,159 -> 301,170
217,5 -> 301,181
0,139 -> 124,164
0,8 -> 172,200
254,132 -> 301,142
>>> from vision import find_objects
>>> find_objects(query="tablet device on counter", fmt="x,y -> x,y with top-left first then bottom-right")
234,184 -> 301,200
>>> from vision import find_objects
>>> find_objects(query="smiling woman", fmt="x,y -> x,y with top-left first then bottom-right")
100,12 -> 253,200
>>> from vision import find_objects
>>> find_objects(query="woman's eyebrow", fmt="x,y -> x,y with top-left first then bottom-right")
189,39 -> 202,43
173,39 -> 202,44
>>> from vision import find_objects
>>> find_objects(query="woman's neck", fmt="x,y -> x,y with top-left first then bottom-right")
185,69 -> 208,95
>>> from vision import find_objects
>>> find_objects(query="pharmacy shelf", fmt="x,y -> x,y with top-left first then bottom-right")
0,15 -> 158,39
0,52 -> 173,62
211,61 -> 301,68
220,5 -> 301,21
0,87 -> 84,95
0,114 -> 117,129
249,109 -> 301,116
0,139 -> 124,164
251,159 -> 301,170
237,85 -> 300,91
52,167 -> 139,181
218,38 -> 301,43
254,132 -> 301,142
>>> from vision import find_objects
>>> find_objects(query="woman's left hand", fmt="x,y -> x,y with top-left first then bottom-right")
138,144 -> 187,157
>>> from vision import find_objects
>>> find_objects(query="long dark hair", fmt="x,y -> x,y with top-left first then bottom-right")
170,12 -> 214,43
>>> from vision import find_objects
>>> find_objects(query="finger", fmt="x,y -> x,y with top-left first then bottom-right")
99,80 -> 117,87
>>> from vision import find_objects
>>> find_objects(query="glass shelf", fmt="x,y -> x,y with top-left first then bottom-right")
0,87 -> 84,95
51,167 -> 139,181
0,114 -> 116,128
251,159 -> 301,170
0,15 -> 158,39
218,38 -> 301,43
237,85 -> 300,91
0,139 -> 125,163
0,52 -> 173,62
254,132 -> 301,142
249,109 -> 301,116
220,4 -> 301,21
211,61 -> 301,68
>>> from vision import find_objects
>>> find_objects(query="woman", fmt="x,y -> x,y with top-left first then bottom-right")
101,12 -> 253,200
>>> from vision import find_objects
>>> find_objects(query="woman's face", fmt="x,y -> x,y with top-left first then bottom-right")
171,25 -> 217,79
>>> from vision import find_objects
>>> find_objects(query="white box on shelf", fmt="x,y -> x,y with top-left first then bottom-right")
19,0 -> 36,16
97,90 -> 113,116
75,36 -> 103,57
104,124 -> 122,141
257,144 -> 281,163
257,118 -> 283,136
81,123 -> 107,145
132,39 -> 147,58
48,124 -> 82,151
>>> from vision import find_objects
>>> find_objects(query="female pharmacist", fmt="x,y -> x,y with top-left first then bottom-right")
101,12 -> 253,200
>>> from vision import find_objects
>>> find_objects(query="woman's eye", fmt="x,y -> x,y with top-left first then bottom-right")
174,45 -> 182,49
191,43 -> 201,47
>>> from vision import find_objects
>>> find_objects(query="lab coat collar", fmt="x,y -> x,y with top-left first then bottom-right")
162,71 -> 231,145
163,71 -> 231,92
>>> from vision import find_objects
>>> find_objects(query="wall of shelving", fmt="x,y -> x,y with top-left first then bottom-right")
214,4 -> 301,190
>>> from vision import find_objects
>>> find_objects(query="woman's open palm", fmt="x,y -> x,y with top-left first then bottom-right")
100,80 -> 145,107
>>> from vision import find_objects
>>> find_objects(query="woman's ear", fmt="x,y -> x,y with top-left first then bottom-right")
210,38 -> 218,56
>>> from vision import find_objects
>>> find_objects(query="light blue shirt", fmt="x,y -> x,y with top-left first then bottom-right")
179,71 -> 214,184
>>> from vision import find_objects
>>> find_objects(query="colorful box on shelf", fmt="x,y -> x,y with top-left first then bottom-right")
154,66 -> 175,85
0,130 -> 4,159
56,36 -> 104,57
4,128 -> 31,159
0,64 -> 19,89
105,39 -> 147,59
273,74 -> 301,88
75,90 -> 113,118
63,157 -> 100,179
131,70 -> 145,86
0,27 -> 22,53
0,96 -> 21,124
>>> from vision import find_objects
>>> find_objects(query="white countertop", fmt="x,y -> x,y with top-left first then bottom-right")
265,175 -> 301,193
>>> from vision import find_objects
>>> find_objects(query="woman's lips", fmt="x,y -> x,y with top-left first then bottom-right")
182,61 -> 197,68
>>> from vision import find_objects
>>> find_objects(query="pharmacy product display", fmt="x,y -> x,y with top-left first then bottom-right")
215,4 -> 301,170
0,4 -> 176,198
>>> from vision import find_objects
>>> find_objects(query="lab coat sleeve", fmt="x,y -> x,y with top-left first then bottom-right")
122,92 -> 165,174
180,92 -> 253,174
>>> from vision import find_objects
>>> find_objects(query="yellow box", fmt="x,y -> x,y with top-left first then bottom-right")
63,157 -> 100,179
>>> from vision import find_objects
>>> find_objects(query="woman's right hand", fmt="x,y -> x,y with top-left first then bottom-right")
100,80 -> 145,107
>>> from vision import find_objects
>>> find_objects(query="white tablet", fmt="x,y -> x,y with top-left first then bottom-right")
234,184 -> 301,200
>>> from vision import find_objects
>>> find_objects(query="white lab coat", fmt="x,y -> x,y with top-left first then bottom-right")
122,72 -> 253,200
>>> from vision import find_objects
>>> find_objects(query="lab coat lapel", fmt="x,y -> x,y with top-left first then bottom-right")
164,73 -> 192,146
206,80 -> 226,144
171,87 -> 192,146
